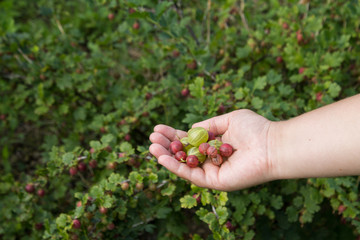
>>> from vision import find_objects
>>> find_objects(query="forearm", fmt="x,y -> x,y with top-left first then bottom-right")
270,94 -> 360,180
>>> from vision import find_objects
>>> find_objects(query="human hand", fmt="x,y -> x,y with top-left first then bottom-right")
149,109 -> 276,191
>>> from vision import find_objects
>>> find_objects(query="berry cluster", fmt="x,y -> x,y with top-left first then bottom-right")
169,127 -> 234,168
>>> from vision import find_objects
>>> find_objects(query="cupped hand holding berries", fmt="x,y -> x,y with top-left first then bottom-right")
149,109 -> 276,191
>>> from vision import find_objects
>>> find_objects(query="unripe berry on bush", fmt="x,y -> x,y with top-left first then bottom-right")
107,223 -> 115,230
124,134 -> 131,141
136,182 -> 144,191
89,148 -> 95,154
100,126 -> 107,133
219,143 -> 233,157
77,162 -> 86,172
121,182 -> 129,191
299,67 -> 305,74
37,189 -> 45,197
76,201 -> 82,207
181,88 -> 190,97
145,92 -> 152,100
89,159 -> 97,169
129,8 -> 136,14
338,205 -> 346,214
107,162 -> 117,170
282,22 -> 289,30
149,183 -> 157,191
193,194 -> 201,204
25,183 -> 35,193
133,22 -> 140,29
217,104 -> 226,114
69,167 -> 78,176
35,223 -> 43,230
186,155 -> 199,168
172,50 -> 180,58
99,206 -> 108,214
108,13 -> 114,21
187,60 -> 197,70
72,219 -> 81,229
225,221 -> 235,231
118,152 -> 126,158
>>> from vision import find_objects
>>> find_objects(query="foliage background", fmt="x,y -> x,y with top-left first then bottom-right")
1,0 -> 360,239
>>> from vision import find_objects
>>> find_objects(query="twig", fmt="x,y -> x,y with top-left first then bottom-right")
206,0 -> 212,45
132,217 -> 154,228
211,205 -> 219,219
173,2 -> 200,46
239,0 -> 250,32
55,18 -> 66,36
17,48 -> 33,64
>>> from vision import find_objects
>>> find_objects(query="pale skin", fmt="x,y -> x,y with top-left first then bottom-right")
149,94 -> 360,191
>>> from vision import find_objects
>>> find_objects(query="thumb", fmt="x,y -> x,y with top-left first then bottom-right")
192,112 -> 231,136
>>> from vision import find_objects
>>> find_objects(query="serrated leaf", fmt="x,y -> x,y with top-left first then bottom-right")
189,77 -> 204,98
119,142 -> 134,155
103,195 -> 114,208
253,76 -> 267,91
270,195 -> 283,210
90,186 -> 103,199
327,82 -> 341,98
251,97 -> 263,110
161,183 -> 176,196
218,192 -> 228,206
89,141 -> 102,151
156,207 -> 172,219
101,134 -> 114,145
216,206 -> 228,225
55,214 -> 68,228
180,195 -> 197,209
62,152 -> 74,166
236,46 -> 252,59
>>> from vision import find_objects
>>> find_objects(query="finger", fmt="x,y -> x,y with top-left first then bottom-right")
192,113 -> 231,136
149,143 -> 171,159
154,124 -> 187,141
158,155 -> 209,188
149,132 -> 171,149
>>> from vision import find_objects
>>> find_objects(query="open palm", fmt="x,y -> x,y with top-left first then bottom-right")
149,109 -> 275,191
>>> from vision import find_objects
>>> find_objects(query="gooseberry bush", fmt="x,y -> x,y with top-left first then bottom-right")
1,0 -> 360,239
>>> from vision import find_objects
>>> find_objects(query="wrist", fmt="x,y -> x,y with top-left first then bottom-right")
266,120 -> 284,181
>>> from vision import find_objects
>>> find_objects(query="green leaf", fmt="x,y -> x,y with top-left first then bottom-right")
101,134 -> 114,145
55,214 -> 68,228
236,46 -> 252,59
161,183 -> 176,196
90,186 -> 103,199
180,195 -> 197,209
327,82 -> 341,98
62,152 -> 74,166
89,141 -> 102,151
253,76 -> 267,91
189,77 -> 204,98
103,195 -> 114,208
251,97 -> 263,110
218,192 -> 228,206
216,206 -> 228,225
119,142 -> 134,155
156,207 -> 172,219
270,195 -> 283,210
